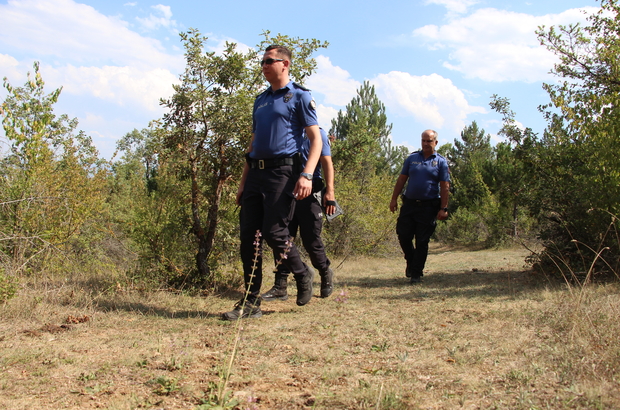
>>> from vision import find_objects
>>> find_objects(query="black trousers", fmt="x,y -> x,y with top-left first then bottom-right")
275,186 -> 330,277
396,198 -> 440,277
239,164 -> 309,299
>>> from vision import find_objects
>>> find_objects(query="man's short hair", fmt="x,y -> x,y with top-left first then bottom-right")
265,45 -> 292,61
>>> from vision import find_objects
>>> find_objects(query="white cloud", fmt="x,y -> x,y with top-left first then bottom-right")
205,36 -> 253,55
414,6 -> 598,82
42,64 -> 179,112
306,55 -> 361,106
306,56 -> 485,138
0,0 -> 183,71
136,4 -> 178,33
82,112 -> 105,127
0,0 -> 184,111
316,104 -> 339,131
0,0 -> 187,159
0,54 -> 23,84
425,0 -> 479,15
371,71 -> 485,134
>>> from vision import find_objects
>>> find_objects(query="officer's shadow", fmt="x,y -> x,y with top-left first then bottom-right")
342,268 -> 546,301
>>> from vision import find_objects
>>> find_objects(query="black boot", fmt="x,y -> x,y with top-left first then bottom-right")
405,259 -> 413,278
319,267 -> 334,298
295,266 -> 314,306
221,297 -> 262,320
261,273 -> 289,301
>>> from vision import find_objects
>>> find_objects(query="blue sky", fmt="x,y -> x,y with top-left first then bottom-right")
0,0 -> 599,159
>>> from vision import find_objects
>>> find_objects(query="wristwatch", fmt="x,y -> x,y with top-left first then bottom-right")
442,207 -> 449,212
300,172 -> 313,180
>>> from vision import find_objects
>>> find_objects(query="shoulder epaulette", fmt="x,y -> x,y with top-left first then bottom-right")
255,87 -> 270,99
293,82 -> 311,91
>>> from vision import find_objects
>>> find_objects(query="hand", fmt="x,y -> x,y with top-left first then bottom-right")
389,199 -> 398,213
236,185 -> 244,206
437,209 -> 448,220
323,189 -> 336,215
293,177 -> 312,200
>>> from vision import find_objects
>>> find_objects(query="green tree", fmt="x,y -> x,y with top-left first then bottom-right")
325,82 -> 402,255
436,119 -> 533,246
446,121 -> 493,211
330,81 -> 402,177
109,127 -> 196,285
0,62 -> 106,274
534,1 -> 620,275
488,96 -> 536,239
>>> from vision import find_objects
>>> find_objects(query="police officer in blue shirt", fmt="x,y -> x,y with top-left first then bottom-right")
262,127 -> 336,301
390,129 -> 450,283
222,45 -> 323,320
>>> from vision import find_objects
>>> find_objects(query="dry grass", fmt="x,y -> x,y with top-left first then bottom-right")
1,243 -> 619,409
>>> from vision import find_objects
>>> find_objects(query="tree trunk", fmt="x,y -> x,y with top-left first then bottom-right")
204,165 -> 227,267
512,202 -> 518,238
190,158 -> 209,279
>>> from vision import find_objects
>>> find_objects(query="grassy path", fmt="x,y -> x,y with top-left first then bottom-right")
1,245 -> 619,409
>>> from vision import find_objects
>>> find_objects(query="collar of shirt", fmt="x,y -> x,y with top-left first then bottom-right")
266,81 -> 293,95
414,151 -> 437,161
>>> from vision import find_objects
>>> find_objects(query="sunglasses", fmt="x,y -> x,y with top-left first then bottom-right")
260,58 -> 285,66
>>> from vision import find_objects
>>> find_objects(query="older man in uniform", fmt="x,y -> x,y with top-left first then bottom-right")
262,127 -> 336,301
222,45 -> 322,320
389,129 -> 450,284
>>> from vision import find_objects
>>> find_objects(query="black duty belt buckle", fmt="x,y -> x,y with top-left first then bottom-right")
258,160 -> 265,169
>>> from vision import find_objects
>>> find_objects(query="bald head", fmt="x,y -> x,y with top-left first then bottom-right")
422,129 -> 437,140
421,129 -> 438,158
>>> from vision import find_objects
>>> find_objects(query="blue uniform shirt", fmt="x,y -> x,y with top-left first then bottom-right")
251,81 -> 318,159
300,128 -> 331,179
401,151 -> 450,200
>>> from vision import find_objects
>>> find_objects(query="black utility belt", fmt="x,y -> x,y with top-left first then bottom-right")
402,195 -> 440,204
247,156 -> 295,169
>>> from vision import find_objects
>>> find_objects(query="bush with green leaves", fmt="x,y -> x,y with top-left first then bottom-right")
435,195 -> 536,248
323,172 -> 397,257
435,205 -> 489,245
520,1 -> 620,277
0,268 -> 17,302
1,62 -> 108,278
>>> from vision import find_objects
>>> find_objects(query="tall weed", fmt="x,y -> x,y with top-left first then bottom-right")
531,210 -> 620,283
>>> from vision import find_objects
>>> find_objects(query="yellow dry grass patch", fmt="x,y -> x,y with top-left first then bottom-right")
1,244 -> 618,409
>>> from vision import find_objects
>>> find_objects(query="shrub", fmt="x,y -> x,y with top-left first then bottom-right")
435,198 -> 536,247
0,269 -> 18,302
